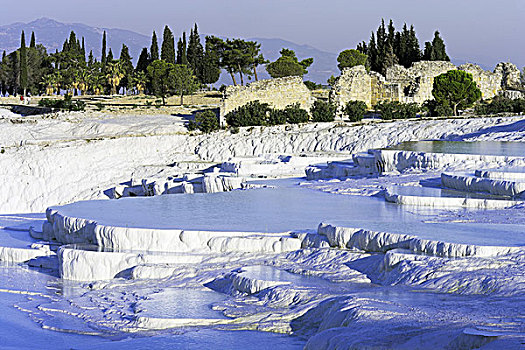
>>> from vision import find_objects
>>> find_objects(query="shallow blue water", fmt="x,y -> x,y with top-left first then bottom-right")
52,179 -> 525,247
384,140 -> 525,157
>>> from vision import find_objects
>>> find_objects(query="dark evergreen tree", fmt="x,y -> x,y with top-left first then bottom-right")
119,44 -> 134,92
200,36 -> 221,86
356,41 -> 368,55
107,48 -> 114,63
177,32 -> 188,65
150,31 -> 159,61
88,50 -> 94,67
101,31 -> 107,71
187,24 -> 204,81
161,25 -> 175,64
30,32 -> 36,48
406,25 -> 421,66
430,31 -> 449,61
136,48 -> 150,73
387,20 -> 396,50
81,37 -> 86,60
20,31 -> 28,95
423,42 -> 433,60
367,33 -> 379,73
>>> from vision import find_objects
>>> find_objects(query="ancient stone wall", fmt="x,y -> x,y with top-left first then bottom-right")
331,61 -> 523,117
459,63 -> 502,99
219,76 -> 314,125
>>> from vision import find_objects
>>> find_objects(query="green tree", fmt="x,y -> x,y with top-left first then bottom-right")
201,37 -> 221,86
136,48 -> 150,73
432,70 -> 481,116
150,31 -> 159,61
147,59 -> 172,105
171,64 -> 198,105
101,31 -> 107,72
266,48 -> 313,78
187,24 -> 204,81
161,26 -> 176,64
423,31 -> 449,61
106,60 -> 124,95
20,31 -> 28,96
245,41 -> 266,81
337,49 -> 368,72
132,70 -> 147,95
119,44 -> 134,93
177,33 -> 188,65
29,32 -> 36,48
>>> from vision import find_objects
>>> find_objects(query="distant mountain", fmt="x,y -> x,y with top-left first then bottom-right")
0,18 -> 150,60
0,18 -> 337,84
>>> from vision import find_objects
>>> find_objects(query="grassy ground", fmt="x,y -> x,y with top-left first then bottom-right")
0,92 -> 223,116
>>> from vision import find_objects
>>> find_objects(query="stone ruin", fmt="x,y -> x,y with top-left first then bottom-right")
219,61 -> 523,125
331,61 -> 524,116
219,76 -> 314,125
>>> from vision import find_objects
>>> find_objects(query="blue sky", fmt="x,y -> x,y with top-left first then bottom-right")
1,0 -> 524,67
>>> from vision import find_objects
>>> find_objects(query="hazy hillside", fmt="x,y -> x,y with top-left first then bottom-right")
0,18 -> 150,60
0,18 -> 338,84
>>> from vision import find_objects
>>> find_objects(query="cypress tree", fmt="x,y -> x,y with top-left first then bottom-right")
407,25 -> 421,66
1,51 -> 6,95
430,31 -> 449,61
187,24 -> 204,79
150,31 -> 159,61
136,48 -> 150,73
29,31 -> 36,48
88,50 -> 94,67
177,32 -> 188,65
423,42 -> 433,60
19,31 -> 28,95
101,31 -> 107,69
119,44 -> 134,92
161,25 -> 175,64
367,32 -> 379,73
387,20 -> 395,50
81,37 -> 86,60
107,48 -> 114,63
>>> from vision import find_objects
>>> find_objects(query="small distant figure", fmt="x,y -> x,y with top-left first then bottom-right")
26,93 -> 31,105
20,95 -> 24,104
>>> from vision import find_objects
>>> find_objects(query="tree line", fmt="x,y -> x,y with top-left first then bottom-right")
337,19 -> 449,75
0,24 -> 318,102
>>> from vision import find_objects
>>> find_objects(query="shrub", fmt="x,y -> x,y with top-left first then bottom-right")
304,80 -> 323,90
188,110 -> 219,133
474,96 -> 525,115
423,100 -> 453,117
284,103 -> 309,124
375,101 -> 420,120
225,101 -> 271,127
38,95 -> 85,111
344,100 -> 367,122
268,109 -> 287,125
311,100 -> 336,122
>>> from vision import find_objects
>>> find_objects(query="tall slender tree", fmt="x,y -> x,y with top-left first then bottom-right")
81,37 -> 86,60
186,24 -> 204,81
20,31 -> 28,96
107,48 -> 114,63
201,36 -> 221,86
119,44 -> 134,93
161,26 -> 176,64
136,48 -> 150,73
150,31 -> 159,61
101,31 -> 107,73
29,32 -> 36,48
177,32 -> 188,65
